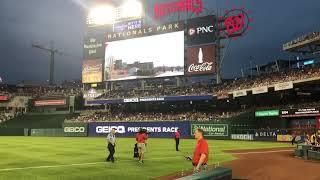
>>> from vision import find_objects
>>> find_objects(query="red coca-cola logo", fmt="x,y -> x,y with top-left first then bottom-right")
188,62 -> 213,72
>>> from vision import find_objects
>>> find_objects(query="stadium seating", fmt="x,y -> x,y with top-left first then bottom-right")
93,66 -> 320,100
65,110 -> 245,123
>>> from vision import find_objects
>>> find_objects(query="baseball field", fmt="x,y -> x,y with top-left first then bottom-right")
0,137 -> 293,180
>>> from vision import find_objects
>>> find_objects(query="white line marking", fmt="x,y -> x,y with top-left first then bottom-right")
0,149 -> 292,172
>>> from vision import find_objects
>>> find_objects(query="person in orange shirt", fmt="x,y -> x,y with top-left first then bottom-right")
192,128 -> 209,173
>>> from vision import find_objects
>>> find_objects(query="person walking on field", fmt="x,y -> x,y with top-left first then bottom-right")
192,128 -> 209,173
136,128 -> 148,164
175,129 -> 181,151
106,128 -> 116,163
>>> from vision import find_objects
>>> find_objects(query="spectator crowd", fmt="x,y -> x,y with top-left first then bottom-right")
0,112 -> 16,124
66,110 -> 243,123
94,66 -> 320,100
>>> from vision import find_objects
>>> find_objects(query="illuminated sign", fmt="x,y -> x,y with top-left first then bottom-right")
105,21 -> 184,42
154,0 -> 203,19
186,15 -> 216,46
0,96 -> 8,101
255,110 -> 279,117
113,20 -> 143,32
82,59 -> 103,84
34,100 -> 66,106
303,60 -> 314,65
218,7 -> 252,40
186,44 -> 216,75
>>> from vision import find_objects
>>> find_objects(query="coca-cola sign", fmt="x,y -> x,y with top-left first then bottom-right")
186,45 -> 216,75
188,62 -> 213,73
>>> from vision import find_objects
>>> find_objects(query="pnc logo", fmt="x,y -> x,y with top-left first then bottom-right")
188,28 -> 196,36
188,25 -> 214,36
64,127 -> 85,133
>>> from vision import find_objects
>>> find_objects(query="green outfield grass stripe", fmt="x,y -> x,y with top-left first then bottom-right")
0,162 -> 104,172
0,149 -> 292,172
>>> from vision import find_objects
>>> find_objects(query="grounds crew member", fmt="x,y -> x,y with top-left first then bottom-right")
192,128 -> 209,173
136,128 -> 148,164
106,128 -> 116,163
175,129 -> 181,151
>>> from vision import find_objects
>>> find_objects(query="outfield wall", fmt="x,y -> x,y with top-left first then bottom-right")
0,121 -> 311,142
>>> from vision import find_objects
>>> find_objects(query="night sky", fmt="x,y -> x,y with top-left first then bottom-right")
0,0 -> 319,84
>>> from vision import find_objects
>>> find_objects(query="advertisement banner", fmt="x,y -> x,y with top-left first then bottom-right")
83,35 -> 105,59
280,108 -> 320,117
231,134 -> 254,141
255,110 -> 279,117
252,86 -> 268,95
233,90 -> 247,98
82,59 -> 103,83
88,121 -> 190,138
165,95 -> 212,102
254,130 -> 277,141
186,15 -> 216,46
185,45 -> 216,75
62,123 -> 88,137
277,135 -> 293,142
86,99 -> 124,106
86,95 -> 213,106
0,96 -> 8,101
190,124 -> 228,137
274,81 -> 293,91
113,19 -> 142,32
217,91 -> 229,99
105,21 -> 184,42
34,99 -> 66,106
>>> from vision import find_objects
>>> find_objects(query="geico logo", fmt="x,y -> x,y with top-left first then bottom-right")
64,127 -> 85,133
124,98 -> 139,103
96,126 -> 126,134
196,25 -> 214,34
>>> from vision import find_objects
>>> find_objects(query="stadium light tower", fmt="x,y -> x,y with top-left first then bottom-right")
88,5 -> 115,25
32,41 -> 64,85
87,0 -> 143,26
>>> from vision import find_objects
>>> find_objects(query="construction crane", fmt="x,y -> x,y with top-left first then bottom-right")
32,41 -> 64,85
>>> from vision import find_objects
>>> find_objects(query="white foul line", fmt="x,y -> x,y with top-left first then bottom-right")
0,149 -> 292,172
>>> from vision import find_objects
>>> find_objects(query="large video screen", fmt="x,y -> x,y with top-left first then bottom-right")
104,31 -> 184,81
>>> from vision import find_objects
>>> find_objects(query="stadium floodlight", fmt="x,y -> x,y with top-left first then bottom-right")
121,0 -> 143,18
88,5 -> 115,25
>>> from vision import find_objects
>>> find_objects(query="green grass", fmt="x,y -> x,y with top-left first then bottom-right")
0,137 -> 291,180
